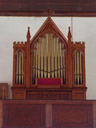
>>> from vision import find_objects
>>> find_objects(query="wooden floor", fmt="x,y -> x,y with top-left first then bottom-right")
0,100 -> 96,128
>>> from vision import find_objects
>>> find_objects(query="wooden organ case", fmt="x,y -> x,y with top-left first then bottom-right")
12,17 -> 87,100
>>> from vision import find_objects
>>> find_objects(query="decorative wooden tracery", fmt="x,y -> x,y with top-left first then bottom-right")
12,17 -> 87,100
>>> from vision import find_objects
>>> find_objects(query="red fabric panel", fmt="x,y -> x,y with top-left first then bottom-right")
37,78 -> 61,85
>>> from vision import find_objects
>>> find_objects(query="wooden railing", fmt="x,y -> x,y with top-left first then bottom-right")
0,100 -> 96,128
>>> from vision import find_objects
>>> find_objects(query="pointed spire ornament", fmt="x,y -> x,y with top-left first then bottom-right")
68,27 -> 72,39
27,27 -> 31,42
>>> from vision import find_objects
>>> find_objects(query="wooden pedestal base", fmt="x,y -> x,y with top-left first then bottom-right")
12,87 -> 87,100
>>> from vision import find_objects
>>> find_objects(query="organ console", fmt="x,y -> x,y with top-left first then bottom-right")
12,17 -> 87,100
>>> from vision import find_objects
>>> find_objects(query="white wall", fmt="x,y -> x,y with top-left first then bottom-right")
0,17 -> 95,99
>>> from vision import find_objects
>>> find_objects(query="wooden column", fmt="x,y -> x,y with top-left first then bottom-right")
13,45 -> 16,86
26,27 -> 31,88
67,27 -> 72,87
83,47 -> 86,87
46,104 -> 52,128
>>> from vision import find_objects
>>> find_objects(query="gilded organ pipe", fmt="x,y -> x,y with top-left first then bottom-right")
41,38 -> 44,78
19,52 -> 21,84
74,53 -> 77,84
38,39 -> 40,78
48,34 -> 50,78
55,38 -> 57,78
60,43 -> 62,79
77,52 -> 79,84
52,35 -> 54,78
35,43 -> 38,78
58,41 -> 60,78
80,53 -> 83,84
44,35 -> 47,78
16,52 -> 18,84
21,53 -> 24,84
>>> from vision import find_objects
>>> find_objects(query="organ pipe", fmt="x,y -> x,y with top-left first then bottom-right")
55,38 -> 57,78
52,36 -> 54,78
38,39 -> 40,78
44,35 -> 47,78
48,34 -> 51,78
41,38 -> 44,78
60,43 -> 62,79
35,43 -> 38,78
58,41 -> 60,78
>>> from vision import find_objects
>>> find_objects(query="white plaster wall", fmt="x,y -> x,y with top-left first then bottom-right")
0,17 -> 95,99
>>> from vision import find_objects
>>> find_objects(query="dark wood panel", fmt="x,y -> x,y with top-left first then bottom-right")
53,104 -> 93,128
72,89 -> 86,100
0,0 -> 96,16
0,101 -> 3,128
27,91 -> 72,100
12,88 -> 26,99
3,104 -> 46,128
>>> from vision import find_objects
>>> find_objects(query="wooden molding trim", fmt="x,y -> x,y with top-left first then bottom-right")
0,0 -> 96,16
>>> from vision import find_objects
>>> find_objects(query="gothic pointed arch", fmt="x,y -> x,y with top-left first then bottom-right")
30,17 -> 68,50
30,17 -> 68,85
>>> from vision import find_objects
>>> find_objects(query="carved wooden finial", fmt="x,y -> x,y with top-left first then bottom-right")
68,26 -> 72,39
27,27 -> 31,41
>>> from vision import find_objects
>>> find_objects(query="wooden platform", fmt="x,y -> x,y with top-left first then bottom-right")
12,87 -> 87,100
0,100 -> 96,128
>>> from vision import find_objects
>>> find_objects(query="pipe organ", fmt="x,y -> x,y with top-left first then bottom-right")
12,17 -> 87,100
